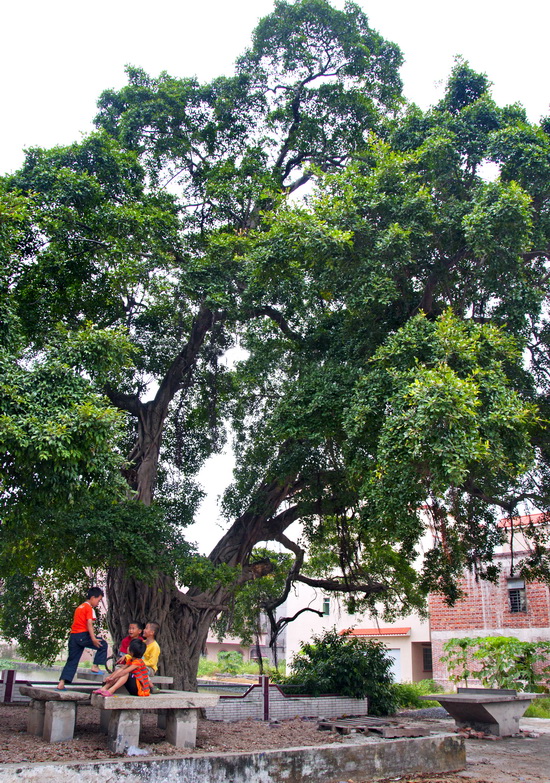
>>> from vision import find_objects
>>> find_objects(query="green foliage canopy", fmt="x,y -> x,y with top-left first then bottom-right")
0,4 -> 549,672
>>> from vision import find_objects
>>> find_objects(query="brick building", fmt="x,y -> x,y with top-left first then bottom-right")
429,513 -> 550,688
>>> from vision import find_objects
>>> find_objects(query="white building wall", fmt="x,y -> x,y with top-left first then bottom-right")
283,583 -> 430,683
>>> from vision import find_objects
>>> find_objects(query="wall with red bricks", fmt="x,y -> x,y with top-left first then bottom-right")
429,550 -> 550,687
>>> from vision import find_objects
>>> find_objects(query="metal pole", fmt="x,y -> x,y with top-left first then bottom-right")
261,675 -> 269,721
3,670 -> 15,703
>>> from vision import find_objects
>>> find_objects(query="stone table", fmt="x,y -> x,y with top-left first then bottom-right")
91,690 -> 219,753
421,687 -> 542,736
76,670 -> 174,687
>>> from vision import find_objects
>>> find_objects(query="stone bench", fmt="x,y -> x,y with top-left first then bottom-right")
420,687 -> 542,736
91,690 -> 219,753
19,685 -> 95,742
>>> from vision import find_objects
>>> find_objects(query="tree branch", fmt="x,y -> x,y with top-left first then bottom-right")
249,306 -> 303,342
153,302 -> 219,410
104,386 -> 143,417
415,249 -> 468,315
294,573 -> 386,595
266,606 -> 324,649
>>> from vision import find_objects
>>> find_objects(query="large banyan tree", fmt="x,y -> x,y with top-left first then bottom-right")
1,0 -> 549,688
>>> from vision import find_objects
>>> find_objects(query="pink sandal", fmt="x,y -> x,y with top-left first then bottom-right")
98,689 -> 113,697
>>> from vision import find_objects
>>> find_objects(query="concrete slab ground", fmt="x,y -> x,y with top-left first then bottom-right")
405,715 -> 550,783
458,718 -> 550,783
0,706 -> 548,782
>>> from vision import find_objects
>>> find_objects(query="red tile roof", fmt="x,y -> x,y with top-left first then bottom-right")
499,512 -> 548,528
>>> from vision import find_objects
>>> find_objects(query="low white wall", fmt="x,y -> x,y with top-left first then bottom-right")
205,683 -> 369,722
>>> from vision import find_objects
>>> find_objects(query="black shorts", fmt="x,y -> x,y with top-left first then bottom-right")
126,673 -> 139,696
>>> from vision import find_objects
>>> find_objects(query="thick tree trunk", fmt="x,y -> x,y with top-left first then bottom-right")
255,629 -> 264,675
106,568 -> 224,690
104,476 -> 299,689
123,403 -> 164,504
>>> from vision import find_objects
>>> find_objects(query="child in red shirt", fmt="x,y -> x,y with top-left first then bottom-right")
96,638 -> 151,697
118,620 -> 144,657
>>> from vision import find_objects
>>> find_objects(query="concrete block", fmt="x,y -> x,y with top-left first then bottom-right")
165,708 -> 198,749
157,709 -> 167,729
19,685 -> 89,702
99,708 -> 110,734
43,701 -> 76,742
0,732 -> 466,782
26,700 -> 45,736
421,689 -> 540,736
108,709 -> 141,754
78,671 -> 174,686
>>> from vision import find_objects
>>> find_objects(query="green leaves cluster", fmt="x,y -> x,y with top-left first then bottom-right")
441,636 -> 550,691
226,57 -> 550,609
347,311 -> 536,547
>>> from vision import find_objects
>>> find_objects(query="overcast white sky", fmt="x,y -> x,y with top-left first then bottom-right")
2,0 -> 548,551
2,0 -> 549,176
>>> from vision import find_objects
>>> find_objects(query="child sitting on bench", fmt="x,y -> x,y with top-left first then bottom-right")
142,621 -> 161,678
95,638 -> 151,697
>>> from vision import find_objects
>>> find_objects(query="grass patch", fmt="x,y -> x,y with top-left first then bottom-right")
524,697 -> 550,718
393,678 -> 445,709
197,657 -> 285,678
0,658 -> 42,669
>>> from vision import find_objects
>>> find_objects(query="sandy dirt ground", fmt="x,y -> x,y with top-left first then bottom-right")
1,704 -> 550,782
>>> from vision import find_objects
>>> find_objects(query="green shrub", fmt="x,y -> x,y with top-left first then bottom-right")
392,679 -> 444,709
280,628 -> 398,716
217,651 -> 244,674
197,658 -> 220,677
0,658 -> 25,668
263,659 -> 286,677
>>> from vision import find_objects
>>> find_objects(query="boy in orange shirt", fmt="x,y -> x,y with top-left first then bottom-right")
57,587 -> 108,690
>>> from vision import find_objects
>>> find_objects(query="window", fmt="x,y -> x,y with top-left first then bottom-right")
322,597 -> 330,616
422,645 -> 433,672
507,578 -> 527,613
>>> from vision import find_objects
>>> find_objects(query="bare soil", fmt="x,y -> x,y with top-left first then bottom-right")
1,703 -> 550,782
0,703 -> 342,764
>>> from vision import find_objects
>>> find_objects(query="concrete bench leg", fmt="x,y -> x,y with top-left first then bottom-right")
27,700 -> 45,736
108,709 -> 141,753
157,709 -> 167,729
165,708 -> 198,748
99,708 -> 110,734
43,701 -> 76,743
